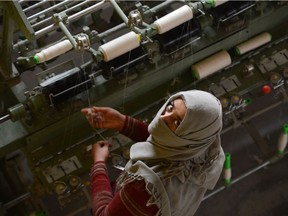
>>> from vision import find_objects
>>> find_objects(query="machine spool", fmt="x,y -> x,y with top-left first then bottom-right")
34,39 -> 73,63
230,94 -> 242,106
152,5 -> 193,34
8,103 -> 26,122
69,175 -> 81,188
209,0 -> 229,8
54,182 -> 68,195
220,98 -> 230,109
191,50 -> 231,80
235,32 -> 272,55
223,152 -> 232,184
99,32 -> 141,62
270,73 -> 282,86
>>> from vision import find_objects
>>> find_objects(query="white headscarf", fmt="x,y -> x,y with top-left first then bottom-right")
119,90 -> 224,216
130,90 -> 223,161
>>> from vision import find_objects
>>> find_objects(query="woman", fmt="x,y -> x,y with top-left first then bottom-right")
81,90 -> 225,216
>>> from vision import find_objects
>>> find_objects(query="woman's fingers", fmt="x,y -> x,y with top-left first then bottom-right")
81,107 -> 106,128
92,140 -> 112,162
91,112 -> 105,128
81,108 -> 91,115
94,140 -> 110,148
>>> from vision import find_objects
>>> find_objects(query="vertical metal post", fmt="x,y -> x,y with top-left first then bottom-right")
0,3 -> 15,80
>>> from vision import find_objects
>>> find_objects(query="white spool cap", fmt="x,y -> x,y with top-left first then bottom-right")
278,133 -> 288,152
277,124 -> 288,154
209,0 -> 229,8
152,5 -> 193,34
34,39 -> 73,63
99,31 -> 141,62
191,50 -> 231,80
223,168 -> 232,180
235,32 -> 272,55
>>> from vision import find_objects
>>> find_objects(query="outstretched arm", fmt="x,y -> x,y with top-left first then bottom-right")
81,106 -> 149,142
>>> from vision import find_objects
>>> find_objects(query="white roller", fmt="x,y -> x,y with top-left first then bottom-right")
235,32 -> 272,55
191,50 -> 231,80
210,0 -> 229,8
34,39 -> 73,63
99,31 -> 140,62
152,5 -> 193,34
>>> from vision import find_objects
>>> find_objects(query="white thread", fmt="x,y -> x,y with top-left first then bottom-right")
86,109 -> 107,141
98,32 -> 140,62
191,50 -> 231,80
235,32 -> 272,55
34,39 -> 73,63
94,130 -> 107,141
81,54 -> 106,141
212,0 -> 229,8
152,5 -> 193,34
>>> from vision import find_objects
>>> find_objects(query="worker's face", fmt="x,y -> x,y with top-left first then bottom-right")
160,98 -> 187,132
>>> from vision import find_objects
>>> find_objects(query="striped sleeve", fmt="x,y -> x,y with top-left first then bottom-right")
90,162 -> 113,216
120,116 -> 150,142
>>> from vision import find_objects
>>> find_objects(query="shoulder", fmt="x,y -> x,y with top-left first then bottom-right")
118,179 -> 159,215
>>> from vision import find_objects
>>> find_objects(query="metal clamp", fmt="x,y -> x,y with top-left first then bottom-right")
75,33 -> 90,52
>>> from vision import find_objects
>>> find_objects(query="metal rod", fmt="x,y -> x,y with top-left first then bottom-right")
220,3 -> 256,23
32,0 -> 94,30
18,0 -> 30,5
203,185 -> 226,200
203,151 -> 288,200
34,0 -> 106,38
0,114 -> 10,124
98,23 -> 127,38
16,0 -> 182,46
57,21 -> 77,49
149,0 -> 186,13
109,0 -> 129,25
231,161 -> 271,185
27,0 -> 72,21
3,192 -> 31,209
69,0 -> 106,23
23,0 -> 49,13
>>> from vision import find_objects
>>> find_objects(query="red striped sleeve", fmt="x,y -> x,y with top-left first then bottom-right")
120,116 -> 150,142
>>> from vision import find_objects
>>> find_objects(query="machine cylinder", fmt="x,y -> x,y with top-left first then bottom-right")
34,40 -> 73,63
235,32 -> 272,55
153,5 -> 193,34
99,32 -> 141,62
191,50 -> 231,80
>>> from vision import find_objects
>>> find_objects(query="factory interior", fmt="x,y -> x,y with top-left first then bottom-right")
0,0 -> 288,215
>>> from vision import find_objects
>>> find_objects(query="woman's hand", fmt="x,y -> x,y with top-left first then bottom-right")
81,106 -> 125,131
92,141 -> 111,163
